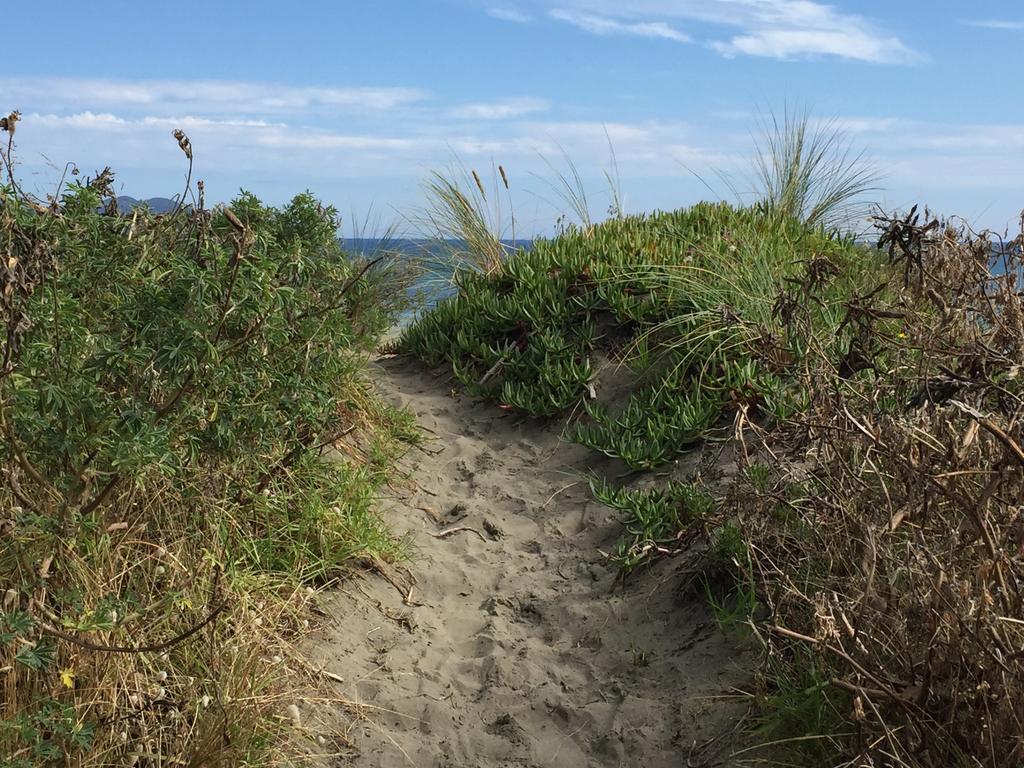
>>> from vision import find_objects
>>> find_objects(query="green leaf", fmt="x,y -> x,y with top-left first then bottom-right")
15,639 -> 56,671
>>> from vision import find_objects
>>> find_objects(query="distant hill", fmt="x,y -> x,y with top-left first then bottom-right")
116,196 -> 179,214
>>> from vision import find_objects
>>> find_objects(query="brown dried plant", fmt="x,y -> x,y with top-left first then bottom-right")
731,206 -> 1024,766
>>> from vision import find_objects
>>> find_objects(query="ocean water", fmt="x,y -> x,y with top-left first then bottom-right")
341,238 -> 533,324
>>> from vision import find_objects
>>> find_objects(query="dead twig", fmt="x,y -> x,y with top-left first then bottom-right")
428,525 -> 488,543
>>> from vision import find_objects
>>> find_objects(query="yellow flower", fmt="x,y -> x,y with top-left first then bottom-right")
60,667 -> 76,688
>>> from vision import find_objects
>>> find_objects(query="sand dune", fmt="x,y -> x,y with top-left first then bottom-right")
308,355 -> 750,767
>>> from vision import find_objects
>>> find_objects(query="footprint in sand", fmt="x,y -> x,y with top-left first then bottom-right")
305,356 -> 752,768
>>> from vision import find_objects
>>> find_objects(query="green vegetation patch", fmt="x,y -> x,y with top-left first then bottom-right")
590,477 -> 714,572
402,202 -> 886,467
1,177 -> 415,765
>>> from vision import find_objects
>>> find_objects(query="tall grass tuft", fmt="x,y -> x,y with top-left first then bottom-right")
411,160 -> 514,276
754,107 -> 880,232
537,147 -> 594,231
533,134 -> 626,231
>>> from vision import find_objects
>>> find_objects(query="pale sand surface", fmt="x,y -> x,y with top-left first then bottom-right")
307,355 -> 751,767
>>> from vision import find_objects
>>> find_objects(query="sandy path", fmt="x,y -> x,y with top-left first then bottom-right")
309,356 -> 748,767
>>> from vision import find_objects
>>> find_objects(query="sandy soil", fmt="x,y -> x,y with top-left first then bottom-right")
307,355 -> 751,767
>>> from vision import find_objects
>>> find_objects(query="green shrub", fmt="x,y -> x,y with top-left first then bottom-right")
1,178 -> 412,764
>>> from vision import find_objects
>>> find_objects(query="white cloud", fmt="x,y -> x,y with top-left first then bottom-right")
550,9 -> 691,42
915,125 -> 1024,152
31,111 -> 131,129
2,77 -> 427,115
31,112 -> 282,131
713,28 -> 919,64
450,97 -> 549,119
827,116 -> 1024,152
962,19 -> 1024,31
254,132 -> 417,151
449,136 -> 551,155
506,1 -> 920,63
828,116 -> 905,133
488,7 -> 532,22
523,120 -> 656,144
515,119 -> 740,173
26,111 -> 422,153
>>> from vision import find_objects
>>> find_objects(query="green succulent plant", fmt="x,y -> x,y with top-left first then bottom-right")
590,477 -> 714,572
402,201 -> 887,468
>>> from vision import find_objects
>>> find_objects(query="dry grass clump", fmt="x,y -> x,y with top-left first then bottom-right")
1,528 -> 313,765
0,461 -> 398,766
731,207 -> 1024,765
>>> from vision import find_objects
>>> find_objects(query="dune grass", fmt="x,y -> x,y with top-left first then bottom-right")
753,106 -> 881,232
410,160 -> 515,277
400,200 -> 884,438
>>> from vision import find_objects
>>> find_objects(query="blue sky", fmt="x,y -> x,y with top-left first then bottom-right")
4,1 -> 1022,234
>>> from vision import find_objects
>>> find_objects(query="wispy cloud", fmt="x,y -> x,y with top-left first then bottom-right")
18,109 -> 436,183
488,7 -> 532,23
827,116 -> 1024,152
16,101 -> 728,184
827,116 -> 906,134
26,111 -> 418,152
450,97 -> 549,120
961,19 -> 1024,31
712,28 -> 919,64
31,112 -> 284,131
550,9 -> 691,42
1,77 -> 428,115
254,132 -> 417,151
505,1 -> 920,63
